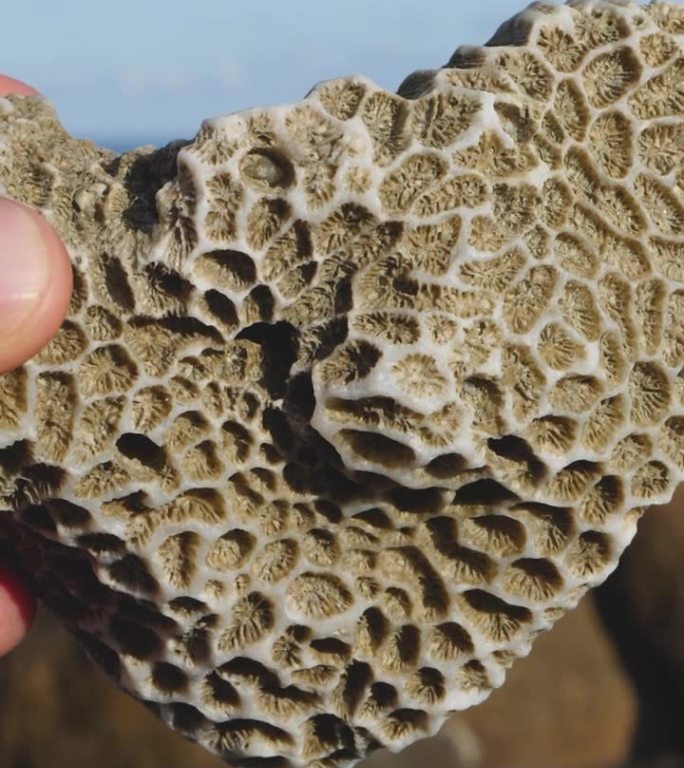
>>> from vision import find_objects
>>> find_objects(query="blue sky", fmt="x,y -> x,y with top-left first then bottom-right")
5,1 -> 542,148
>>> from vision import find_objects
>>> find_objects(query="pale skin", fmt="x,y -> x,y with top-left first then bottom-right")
0,75 -> 73,655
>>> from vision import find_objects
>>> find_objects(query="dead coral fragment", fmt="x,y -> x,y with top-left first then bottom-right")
0,3 -> 682,768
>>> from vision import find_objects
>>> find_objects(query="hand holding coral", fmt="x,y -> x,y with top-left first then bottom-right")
0,75 -> 72,654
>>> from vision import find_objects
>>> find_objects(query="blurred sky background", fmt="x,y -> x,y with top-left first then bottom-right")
5,0 -> 542,151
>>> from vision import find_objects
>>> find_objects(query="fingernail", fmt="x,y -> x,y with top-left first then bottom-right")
0,199 -> 52,338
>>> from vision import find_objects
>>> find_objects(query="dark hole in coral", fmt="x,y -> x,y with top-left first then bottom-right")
206,248 -> 257,285
346,342 -> 383,383
102,254 -> 135,312
394,625 -> 421,665
425,452 -> 467,478
352,507 -> 392,529
262,407 -> 294,452
293,219 -> 313,255
453,478 -> 520,505
310,637 -> 351,658
306,713 -> 356,752
462,588 -> 532,624
513,501 -> 574,538
221,420 -> 253,464
168,702 -> 208,736
579,530 -> 612,561
470,514 -> 527,550
512,557 -> 563,588
238,758 -> 291,768
488,434 -> 535,461
127,315 -> 220,349
104,344 -> 138,376
370,681 -> 398,708
314,499 -> 343,525
204,671 -> 240,707
213,720 -> 293,757
259,442 -> 282,465
334,277 -> 353,315
151,661 -> 188,693
20,464 -> 67,502
76,532 -> 126,555
425,516 -> 496,581
204,289 -> 239,328
358,607 -> 389,648
219,657 -> 280,689
237,321 -> 297,399
117,594 -> 178,631
167,596 -> 209,616
320,463 -> 370,503
198,613 -> 219,630
389,486 -> 443,514
115,433 -> 168,472
293,260 -> 318,289
387,708 -> 428,728
180,627 -> 211,664
284,371 -> 315,422
110,617 -> 162,659
339,430 -> 415,469
144,262 -> 194,303
110,489 -> 152,516
118,139 -> 192,232
108,554 -> 159,595
261,683 -> 318,708
393,546 -> 450,616
334,660 -> 373,718
19,504 -> 56,533
241,147 -> 295,189
248,284 -> 276,322
311,317 -> 349,363
392,274 -> 418,296
434,622 -> 474,654
69,264 -> 88,311
0,439 -> 32,476
45,499 -> 91,529
461,659 -> 489,685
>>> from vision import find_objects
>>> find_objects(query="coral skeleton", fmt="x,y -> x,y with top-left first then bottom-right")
0,1 -> 682,765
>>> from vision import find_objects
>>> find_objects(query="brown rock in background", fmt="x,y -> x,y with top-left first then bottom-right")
612,488 -> 684,675
455,596 -> 638,768
594,488 -> 684,762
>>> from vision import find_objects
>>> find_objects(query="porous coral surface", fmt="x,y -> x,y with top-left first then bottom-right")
0,2 -> 682,766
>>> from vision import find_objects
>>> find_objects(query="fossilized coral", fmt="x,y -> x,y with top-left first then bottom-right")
0,1 -> 683,766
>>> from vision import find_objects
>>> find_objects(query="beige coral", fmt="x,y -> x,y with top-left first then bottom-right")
0,1 -> 683,766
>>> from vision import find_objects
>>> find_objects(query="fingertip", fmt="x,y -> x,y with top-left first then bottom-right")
0,75 -> 40,98
0,564 -> 35,656
0,198 -> 72,373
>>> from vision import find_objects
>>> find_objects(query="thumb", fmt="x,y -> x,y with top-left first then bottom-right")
0,197 -> 72,372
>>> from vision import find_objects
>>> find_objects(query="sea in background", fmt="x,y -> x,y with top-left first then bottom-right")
91,136 -> 188,154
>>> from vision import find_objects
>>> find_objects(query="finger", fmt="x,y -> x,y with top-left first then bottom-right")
0,197 -> 73,372
0,564 -> 35,655
0,75 -> 39,97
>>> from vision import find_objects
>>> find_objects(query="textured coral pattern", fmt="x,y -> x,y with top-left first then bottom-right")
0,2 -> 683,766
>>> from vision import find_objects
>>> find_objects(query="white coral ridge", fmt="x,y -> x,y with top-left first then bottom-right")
0,1 -> 683,765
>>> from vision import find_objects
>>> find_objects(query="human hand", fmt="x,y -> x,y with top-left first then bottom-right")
0,75 -> 73,655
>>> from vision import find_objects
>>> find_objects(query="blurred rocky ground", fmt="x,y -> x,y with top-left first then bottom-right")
1,489 -> 683,768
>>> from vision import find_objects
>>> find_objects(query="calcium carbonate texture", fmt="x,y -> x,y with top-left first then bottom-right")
0,2 -> 682,766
